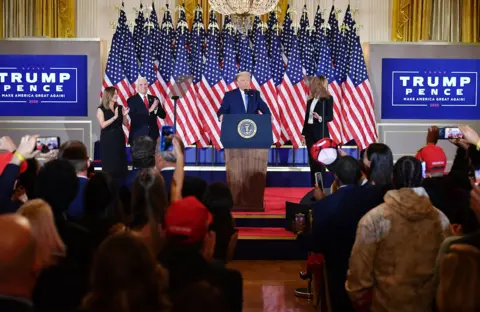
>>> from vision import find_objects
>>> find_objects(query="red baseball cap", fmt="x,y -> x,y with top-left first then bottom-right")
415,144 -> 446,174
0,152 -> 28,176
165,196 -> 213,243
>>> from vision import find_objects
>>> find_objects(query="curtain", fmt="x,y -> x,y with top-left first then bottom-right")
460,0 -> 479,43
1,0 -> 74,38
394,0 -> 479,43
34,0 -> 76,37
183,0 -> 289,27
391,0 -> 432,41
2,0 -> 35,37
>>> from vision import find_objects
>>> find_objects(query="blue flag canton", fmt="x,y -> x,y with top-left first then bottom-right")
253,32 -> 273,85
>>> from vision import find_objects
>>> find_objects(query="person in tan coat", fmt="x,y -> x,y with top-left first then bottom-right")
346,156 -> 451,312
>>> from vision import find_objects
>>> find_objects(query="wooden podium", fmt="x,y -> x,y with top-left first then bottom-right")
221,115 -> 273,212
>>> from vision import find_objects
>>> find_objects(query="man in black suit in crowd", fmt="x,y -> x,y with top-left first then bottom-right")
127,77 -> 166,145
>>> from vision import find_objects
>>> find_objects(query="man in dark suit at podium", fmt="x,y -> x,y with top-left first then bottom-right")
127,77 -> 166,145
217,72 -> 271,122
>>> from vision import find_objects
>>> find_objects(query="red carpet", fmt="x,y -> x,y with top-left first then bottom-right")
232,187 -> 311,215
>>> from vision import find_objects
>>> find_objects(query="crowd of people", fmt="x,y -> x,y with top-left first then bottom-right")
0,133 -> 240,312
297,124 -> 480,312
1,123 -> 480,312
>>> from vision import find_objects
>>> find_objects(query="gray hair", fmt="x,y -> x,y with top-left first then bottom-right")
136,76 -> 148,85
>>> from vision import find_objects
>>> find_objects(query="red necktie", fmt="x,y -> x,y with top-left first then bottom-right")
143,95 -> 149,111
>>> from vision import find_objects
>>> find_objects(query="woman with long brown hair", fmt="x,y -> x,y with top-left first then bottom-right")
96,87 -> 129,186
302,75 -> 334,185
80,232 -> 170,312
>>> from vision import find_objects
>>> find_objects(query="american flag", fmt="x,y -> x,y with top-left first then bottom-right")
101,31 -> 130,107
316,31 -> 343,144
266,11 -> 276,55
328,6 -> 352,144
268,11 -> 288,144
303,29 -> 316,76
197,10 -> 226,150
252,28 -> 281,144
118,9 -> 138,94
281,5 -> 294,59
139,26 -> 165,131
191,5 -> 205,51
156,9 -> 175,125
298,5 -> 309,70
149,3 -> 163,61
133,3 -> 146,61
165,32 -> 206,146
222,17 -> 237,91
277,33 -> 307,149
312,5 -> 324,63
250,16 -> 262,47
341,9 -> 377,150
175,4 -> 190,53
238,34 -> 253,73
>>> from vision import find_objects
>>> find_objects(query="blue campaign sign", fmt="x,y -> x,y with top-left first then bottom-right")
0,54 -> 88,116
381,58 -> 479,119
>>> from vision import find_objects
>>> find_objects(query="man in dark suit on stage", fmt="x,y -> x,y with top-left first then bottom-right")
217,71 -> 271,121
127,77 -> 166,145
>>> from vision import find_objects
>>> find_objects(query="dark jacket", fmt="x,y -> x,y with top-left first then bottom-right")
217,88 -> 271,116
302,96 -> 334,141
159,252 -> 243,312
127,93 -> 166,145
0,297 -> 33,312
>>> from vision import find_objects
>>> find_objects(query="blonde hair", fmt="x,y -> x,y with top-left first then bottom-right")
18,199 -> 66,268
235,71 -> 251,81
437,244 -> 480,312
309,76 -> 330,99
101,87 -> 117,109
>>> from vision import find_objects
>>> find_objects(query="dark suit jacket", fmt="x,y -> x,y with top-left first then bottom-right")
301,96 -> 334,141
0,297 -> 33,312
66,177 -> 88,221
127,93 -> 166,145
298,184 -> 386,312
217,88 -> 271,117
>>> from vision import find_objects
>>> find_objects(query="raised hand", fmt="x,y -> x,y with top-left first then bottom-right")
150,98 -> 159,112
114,106 -> 119,119
123,106 -> 130,116
460,125 -> 480,146
15,135 -> 40,160
0,136 -> 17,152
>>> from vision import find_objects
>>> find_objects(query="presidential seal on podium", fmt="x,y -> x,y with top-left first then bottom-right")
237,119 -> 257,139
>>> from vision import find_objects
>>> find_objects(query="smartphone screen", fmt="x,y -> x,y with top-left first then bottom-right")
421,162 -> 426,178
160,126 -> 175,152
315,172 -> 324,190
36,137 -> 60,153
438,127 -> 463,140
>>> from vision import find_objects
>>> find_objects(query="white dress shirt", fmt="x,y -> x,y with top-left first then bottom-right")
307,98 -> 319,124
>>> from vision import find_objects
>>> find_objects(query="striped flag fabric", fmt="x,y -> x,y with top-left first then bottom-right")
222,17 -> 238,91
197,10 -> 226,150
139,28 -> 165,131
101,31 -> 130,107
156,9 -> 175,125
342,9 -> 377,150
164,32 -> 206,146
327,6 -> 352,144
252,28 -> 281,144
268,11 -> 288,144
315,31 -> 343,144
277,34 -> 308,149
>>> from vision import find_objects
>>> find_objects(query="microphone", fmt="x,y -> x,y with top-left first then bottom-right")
171,95 -> 180,100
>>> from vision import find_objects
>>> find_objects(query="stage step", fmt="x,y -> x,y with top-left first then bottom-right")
234,227 -> 305,260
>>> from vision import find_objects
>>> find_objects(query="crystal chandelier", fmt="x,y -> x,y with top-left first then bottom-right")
209,0 -> 279,35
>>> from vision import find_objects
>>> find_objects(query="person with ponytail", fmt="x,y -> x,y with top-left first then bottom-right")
346,156 -> 451,312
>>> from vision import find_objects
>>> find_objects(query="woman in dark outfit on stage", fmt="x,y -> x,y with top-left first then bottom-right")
302,76 -> 334,186
96,87 -> 129,187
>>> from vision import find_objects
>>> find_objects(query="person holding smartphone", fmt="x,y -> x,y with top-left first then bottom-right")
302,76 -> 334,186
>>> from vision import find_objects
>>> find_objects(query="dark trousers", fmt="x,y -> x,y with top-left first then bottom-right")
306,137 -> 326,187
